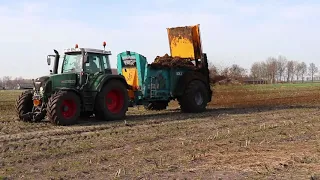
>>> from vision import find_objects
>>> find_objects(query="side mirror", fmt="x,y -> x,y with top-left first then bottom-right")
47,55 -> 55,65
47,56 -> 51,65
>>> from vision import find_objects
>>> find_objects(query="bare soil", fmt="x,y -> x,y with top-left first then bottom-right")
1,84 -> 320,179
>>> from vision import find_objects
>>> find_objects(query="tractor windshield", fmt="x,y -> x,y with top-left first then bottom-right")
62,54 -> 83,73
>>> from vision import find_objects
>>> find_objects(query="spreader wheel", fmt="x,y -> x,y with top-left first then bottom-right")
178,80 -> 209,113
95,80 -> 129,120
47,91 -> 81,125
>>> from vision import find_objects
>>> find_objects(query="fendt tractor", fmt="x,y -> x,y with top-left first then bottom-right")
117,24 -> 212,112
15,24 -> 212,126
15,43 -> 130,125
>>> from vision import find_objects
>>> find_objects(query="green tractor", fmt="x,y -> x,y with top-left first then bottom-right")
15,43 -> 129,125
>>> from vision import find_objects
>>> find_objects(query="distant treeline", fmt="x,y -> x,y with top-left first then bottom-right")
208,55 -> 319,84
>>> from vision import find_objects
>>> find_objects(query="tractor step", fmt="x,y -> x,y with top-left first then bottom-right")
82,92 -> 96,111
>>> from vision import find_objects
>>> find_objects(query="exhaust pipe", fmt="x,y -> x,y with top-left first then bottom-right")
53,49 -> 60,74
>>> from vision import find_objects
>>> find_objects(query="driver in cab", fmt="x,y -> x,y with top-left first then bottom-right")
85,56 -> 100,74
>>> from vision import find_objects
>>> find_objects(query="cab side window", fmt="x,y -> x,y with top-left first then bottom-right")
85,54 -> 102,74
102,55 -> 111,70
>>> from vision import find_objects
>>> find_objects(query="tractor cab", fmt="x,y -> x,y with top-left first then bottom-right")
47,43 -> 112,76
44,43 -> 113,91
62,48 -> 112,75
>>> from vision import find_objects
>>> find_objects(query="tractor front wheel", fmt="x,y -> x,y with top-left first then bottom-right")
15,90 -> 34,122
95,80 -> 129,121
178,80 -> 209,113
47,91 -> 81,126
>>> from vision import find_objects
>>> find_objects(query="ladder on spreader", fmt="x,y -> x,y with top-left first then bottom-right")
150,77 -> 157,98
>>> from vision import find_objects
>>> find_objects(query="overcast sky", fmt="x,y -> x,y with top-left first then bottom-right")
1,0 -> 319,78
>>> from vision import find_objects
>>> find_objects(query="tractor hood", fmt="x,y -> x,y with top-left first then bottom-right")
34,73 -> 78,92
48,73 -> 78,89
35,76 -> 50,83
34,76 -> 50,91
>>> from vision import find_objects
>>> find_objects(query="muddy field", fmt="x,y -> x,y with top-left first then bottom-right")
1,83 -> 320,179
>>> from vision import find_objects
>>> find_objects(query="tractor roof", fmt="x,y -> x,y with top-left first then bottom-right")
64,48 -> 111,55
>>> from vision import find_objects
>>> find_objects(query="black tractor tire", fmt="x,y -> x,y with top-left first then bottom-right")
15,90 -> 34,122
47,91 -> 81,126
144,101 -> 168,111
95,79 -> 129,121
178,80 -> 209,113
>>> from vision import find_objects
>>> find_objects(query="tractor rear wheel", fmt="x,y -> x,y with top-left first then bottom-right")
95,80 -> 129,121
47,91 -> 81,126
144,101 -> 168,111
15,90 -> 34,122
178,80 -> 209,113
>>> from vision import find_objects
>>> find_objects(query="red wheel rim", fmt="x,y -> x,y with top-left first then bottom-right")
106,89 -> 124,113
60,99 -> 77,119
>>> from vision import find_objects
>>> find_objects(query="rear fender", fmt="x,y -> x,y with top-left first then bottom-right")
52,87 -> 84,109
54,88 -> 82,99
97,75 -> 129,92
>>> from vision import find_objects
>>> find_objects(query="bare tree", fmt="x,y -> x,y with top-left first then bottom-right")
260,62 -> 268,80
208,63 -> 220,83
309,63 -> 318,82
294,62 -> 303,81
266,57 -> 277,84
221,67 -> 229,78
277,55 -> 287,82
300,62 -> 307,83
250,62 -> 260,81
229,64 -> 246,80
2,76 -> 13,89
13,77 -> 23,86
286,61 -> 295,82
291,61 -> 299,82
0,78 -> 3,88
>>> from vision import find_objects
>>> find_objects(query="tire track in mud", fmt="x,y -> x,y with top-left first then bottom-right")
0,105 -> 302,143
0,121 -> 54,135
0,109 -> 220,154
0,115 -> 184,154
0,108 -> 206,138
0,126 -> 135,153
0,111 -> 188,153
1,123 -> 116,142
1,105 -> 313,154
1,121 -> 185,168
